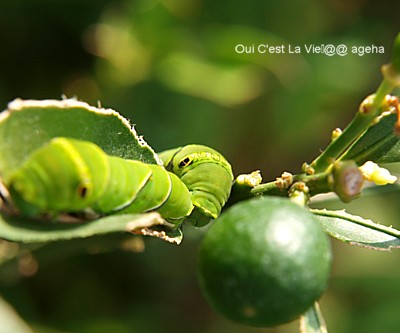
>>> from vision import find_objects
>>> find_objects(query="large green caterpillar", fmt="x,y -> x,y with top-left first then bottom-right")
5,138 -> 233,227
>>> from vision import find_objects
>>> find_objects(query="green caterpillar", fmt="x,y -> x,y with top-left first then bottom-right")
160,145 -> 233,226
5,138 -> 233,227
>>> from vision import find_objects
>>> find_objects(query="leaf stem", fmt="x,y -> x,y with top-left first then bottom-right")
249,171 -> 331,198
310,76 -> 397,173
250,181 -> 287,197
243,78 -> 396,201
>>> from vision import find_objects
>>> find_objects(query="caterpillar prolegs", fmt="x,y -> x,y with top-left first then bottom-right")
5,138 -> 233,227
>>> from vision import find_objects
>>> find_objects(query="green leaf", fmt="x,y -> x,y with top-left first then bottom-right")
0,99 -> 185,245
342,112 -> 400,164
0,99 -> 159,180
300,302 -> 328,333
0,212 -> 183,245
311,208 -> 400,251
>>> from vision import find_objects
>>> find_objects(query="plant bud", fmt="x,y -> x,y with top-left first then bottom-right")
331,161 -> 364,203
359,161 -> 397,185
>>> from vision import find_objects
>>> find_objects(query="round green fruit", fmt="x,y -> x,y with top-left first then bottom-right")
198,196 -> 331,327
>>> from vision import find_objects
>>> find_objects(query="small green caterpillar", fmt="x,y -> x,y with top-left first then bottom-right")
5,138 -> 233,227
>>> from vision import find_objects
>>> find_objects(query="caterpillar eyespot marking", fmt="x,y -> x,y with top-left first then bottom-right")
159,144 -> 234,227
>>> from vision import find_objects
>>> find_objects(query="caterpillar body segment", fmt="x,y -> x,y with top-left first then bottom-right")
8,138 -> 193,226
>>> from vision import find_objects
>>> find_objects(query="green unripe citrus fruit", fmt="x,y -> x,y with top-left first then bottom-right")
198,197 -> 331,327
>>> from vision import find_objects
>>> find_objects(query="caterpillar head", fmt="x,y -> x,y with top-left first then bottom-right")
160,145 -> 233,227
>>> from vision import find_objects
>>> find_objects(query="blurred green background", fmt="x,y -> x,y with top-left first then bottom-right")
1,0 -> 400,332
